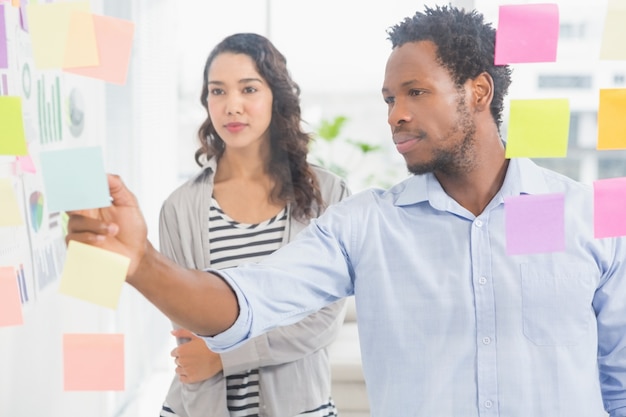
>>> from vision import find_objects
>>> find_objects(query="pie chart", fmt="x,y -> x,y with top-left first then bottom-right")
29,191 -> 44,233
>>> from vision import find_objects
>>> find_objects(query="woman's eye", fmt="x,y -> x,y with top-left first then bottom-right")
210,88 -> 224,95
243,86 -> 257,94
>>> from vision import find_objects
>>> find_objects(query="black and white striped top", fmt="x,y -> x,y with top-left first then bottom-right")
209,197 -> 337,417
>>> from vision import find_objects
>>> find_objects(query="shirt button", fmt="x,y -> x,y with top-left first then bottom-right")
475,220 -> 483,227
484,400 -> 493,408
482,337 -> 491,345
478,276 -> 487,285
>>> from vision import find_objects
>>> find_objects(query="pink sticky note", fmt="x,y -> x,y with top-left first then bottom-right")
495,3 -> 559,65
594,177 -> 626,239
63,333 -> 125,391
63,14 -> 134,85
505,193 -> 565,255
0,266 -> 24,327
16,155 -> 36,173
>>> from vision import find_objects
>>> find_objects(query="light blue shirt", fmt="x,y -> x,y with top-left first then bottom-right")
206,158 -> 626,417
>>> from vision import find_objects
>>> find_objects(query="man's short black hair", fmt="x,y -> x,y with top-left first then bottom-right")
387,5 -> 512,129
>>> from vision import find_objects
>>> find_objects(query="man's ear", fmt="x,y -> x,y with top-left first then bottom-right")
471,72 -> 494,112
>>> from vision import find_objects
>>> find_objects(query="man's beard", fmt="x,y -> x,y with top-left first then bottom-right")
407,98 -> 477,177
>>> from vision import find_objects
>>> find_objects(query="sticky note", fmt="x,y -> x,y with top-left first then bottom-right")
59,240 -> 129,310
64,14 -> 134,85
0,177 -> 24,226
0,96 -> 28,155
63,333 -> 124,391
16,155 -> 36,173
0,266 -> 23,327
505,98 -> 570,158
505,193 -> 565,255
597,89 -> 626,150
26,1 -> 90,69
63,11 -> 99,68
495,3 -> 559,65
0,5 -> 8,68
600,0 -> 626,60
594,177 -> 626,238
39,146 -> 110,212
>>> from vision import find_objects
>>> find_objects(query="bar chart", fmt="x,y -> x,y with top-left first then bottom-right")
36,73 -> 63,144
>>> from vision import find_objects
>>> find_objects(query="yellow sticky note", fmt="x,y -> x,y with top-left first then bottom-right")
27,2 -> 90,69
0,178 -> 24,226
0,96 -> 27,156
59,240 -> 129,309
63,11 -> 99,68
597,88 -> 626,150
505,98 -> 570,158
63,333 -> 125,391
600,0 -> 626,60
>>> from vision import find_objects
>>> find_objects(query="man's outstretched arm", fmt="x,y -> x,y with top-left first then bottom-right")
65,174 -> 239,336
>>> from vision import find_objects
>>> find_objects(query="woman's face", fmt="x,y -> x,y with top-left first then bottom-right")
207,52 -> 274,152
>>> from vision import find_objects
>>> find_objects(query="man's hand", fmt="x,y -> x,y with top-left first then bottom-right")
65,174 -> 149,278
172,328 -> 224,384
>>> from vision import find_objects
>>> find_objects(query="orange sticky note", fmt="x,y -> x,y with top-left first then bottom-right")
0,266 -> 23,327
63,11 -> 99,68
59,240 -> 129,309
64,14 -> 134,85
27,2 -> 91,69
63,333 -> 125,391
597,89 -> 626,150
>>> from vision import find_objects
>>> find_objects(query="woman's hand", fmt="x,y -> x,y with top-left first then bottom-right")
171,328 -> 224,384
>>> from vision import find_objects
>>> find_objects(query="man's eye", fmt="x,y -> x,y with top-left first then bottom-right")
409,89 -> 424,96
383,96 -> 395,104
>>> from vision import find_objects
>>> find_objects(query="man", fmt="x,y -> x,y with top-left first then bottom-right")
68,5 -> 626,416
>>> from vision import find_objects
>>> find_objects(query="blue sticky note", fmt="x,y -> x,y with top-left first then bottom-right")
39,146 -> 110,212
505,193 -> 565,255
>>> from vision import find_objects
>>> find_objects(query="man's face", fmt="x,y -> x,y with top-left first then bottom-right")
382,41 -> 477,176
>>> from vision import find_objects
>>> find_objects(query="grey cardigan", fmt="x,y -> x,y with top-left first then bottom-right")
159,157 -> 351,417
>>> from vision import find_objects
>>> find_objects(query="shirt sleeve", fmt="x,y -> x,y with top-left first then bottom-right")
218,299 -> 347,375
203,201 -> 356,352
594,236 -> 626,416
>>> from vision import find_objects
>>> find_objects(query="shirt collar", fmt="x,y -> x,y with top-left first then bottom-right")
390,158 -> 551,207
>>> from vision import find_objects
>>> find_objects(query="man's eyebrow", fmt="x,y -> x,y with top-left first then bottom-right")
382,79 -> 419,94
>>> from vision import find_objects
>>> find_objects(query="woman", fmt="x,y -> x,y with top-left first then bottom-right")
158,33 -> 350,417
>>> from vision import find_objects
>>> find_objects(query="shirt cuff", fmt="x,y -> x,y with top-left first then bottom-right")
199,269 -> 252,352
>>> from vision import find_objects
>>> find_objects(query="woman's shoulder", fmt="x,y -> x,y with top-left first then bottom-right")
309,164 -> 347,189
162,166 -> 215,210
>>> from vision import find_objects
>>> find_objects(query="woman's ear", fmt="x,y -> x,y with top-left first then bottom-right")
471,71 -> 494,112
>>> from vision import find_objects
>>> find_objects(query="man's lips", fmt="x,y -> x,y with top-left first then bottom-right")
393,133 -> 421,154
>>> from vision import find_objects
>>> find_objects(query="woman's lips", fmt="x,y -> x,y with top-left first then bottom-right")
225,123 -> 246,133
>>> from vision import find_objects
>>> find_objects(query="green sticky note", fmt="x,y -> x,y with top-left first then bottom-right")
505,98 -> 570,158
0,96 -> 28,156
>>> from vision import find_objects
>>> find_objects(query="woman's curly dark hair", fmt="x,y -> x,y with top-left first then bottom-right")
386,5 -> 512,130
195,33 -> 322,220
